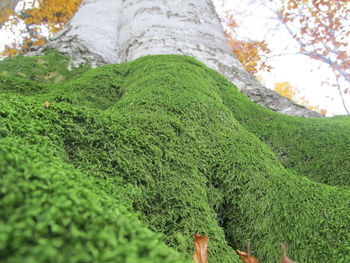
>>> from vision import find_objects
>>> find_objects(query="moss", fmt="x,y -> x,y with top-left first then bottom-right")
0,51 -> 350,262
0,49 -> 89,84
211,74 -> 350,187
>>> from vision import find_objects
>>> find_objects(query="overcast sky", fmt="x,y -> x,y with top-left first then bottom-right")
213,0 -> 350,116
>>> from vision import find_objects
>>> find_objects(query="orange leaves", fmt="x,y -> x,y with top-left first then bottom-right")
337,51 -> 347,61
221,14 -> 272,75
191,236 -> 300,262
1,0 -> 82,58
236,250 -> 259,263
226,32 -> 271,75
23,0 -> 82,33
193,234 -> 209,263
276,0 -> 350,106
0,0 -> 18,26
0,7 -> 14,25
226,14 -> 238,29
0,44 -> 21,57
192,235 -> 260,263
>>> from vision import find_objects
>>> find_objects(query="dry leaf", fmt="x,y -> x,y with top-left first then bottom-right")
236,240 -> 259,263
44,101 -> 50,108
280,243 -> 297,263
193,234 -> 209,263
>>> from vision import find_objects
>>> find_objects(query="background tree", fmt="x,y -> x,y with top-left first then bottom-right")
220,14 -> 272,75
0,0 -> 318,117
2,1 -> 350,262
274,81 -> 327,115
1,0 -> 272,76
0,0 -> 20,28
1,0 -> 82,57
274,0 -> 350,114
215,0 -> 350,115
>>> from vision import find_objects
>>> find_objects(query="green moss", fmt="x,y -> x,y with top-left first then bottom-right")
0,49 -> 89,84
1,51 -> 350,263
212,75 -> 350,187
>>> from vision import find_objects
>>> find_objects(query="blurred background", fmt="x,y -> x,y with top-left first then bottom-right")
1,0 -> 349,116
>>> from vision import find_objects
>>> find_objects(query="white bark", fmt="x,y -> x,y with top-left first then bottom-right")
44,0 -> 319,117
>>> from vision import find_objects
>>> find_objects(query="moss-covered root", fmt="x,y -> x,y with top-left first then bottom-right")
0,135 -> 189,263
1,51 -> 350,263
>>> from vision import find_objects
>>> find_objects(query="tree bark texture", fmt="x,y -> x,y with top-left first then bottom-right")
45,0 -> 320,117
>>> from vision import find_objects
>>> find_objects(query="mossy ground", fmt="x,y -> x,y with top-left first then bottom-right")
1,50 -> 349,263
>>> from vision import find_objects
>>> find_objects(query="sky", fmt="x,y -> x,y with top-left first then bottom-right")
1,0 -> 349,116
213,0 -> 350,116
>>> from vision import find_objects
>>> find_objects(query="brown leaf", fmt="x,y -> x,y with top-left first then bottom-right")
193,234 -> 209,263
236,250 -> 259,263
236,240 -> 259,263
280,243 -> 297,263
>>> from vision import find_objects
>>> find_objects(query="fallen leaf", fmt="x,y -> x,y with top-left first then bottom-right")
280,243 -> 297,263
236,240 -> 259,263
193,234 -> 209,263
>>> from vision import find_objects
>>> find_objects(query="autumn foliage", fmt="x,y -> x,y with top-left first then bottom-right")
275,0 -> 350,113
0,0 -> 17,27
221,14 -> 272,75
218,0 -> 350,114
277,0 -> 350,79
1,0 -> 82,57
274,81 -> 327,115
227,34 -> 272,75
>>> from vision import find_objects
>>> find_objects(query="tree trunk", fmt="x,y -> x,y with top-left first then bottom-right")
44,0 -> 319,117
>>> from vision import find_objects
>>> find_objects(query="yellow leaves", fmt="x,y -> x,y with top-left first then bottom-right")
222,13 -> 272,75
24,0 -> 82,33
1,0 -> 82,58
226,33 -> 272,75
0,44 -> 21,57
0,8 -> 14,24
193,234 -> 209,263
300,96 -> 327,116
274,81 -> 327,115
32,37 -> 46,47
0,0 -> 18,25
274,81 -> 296,100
